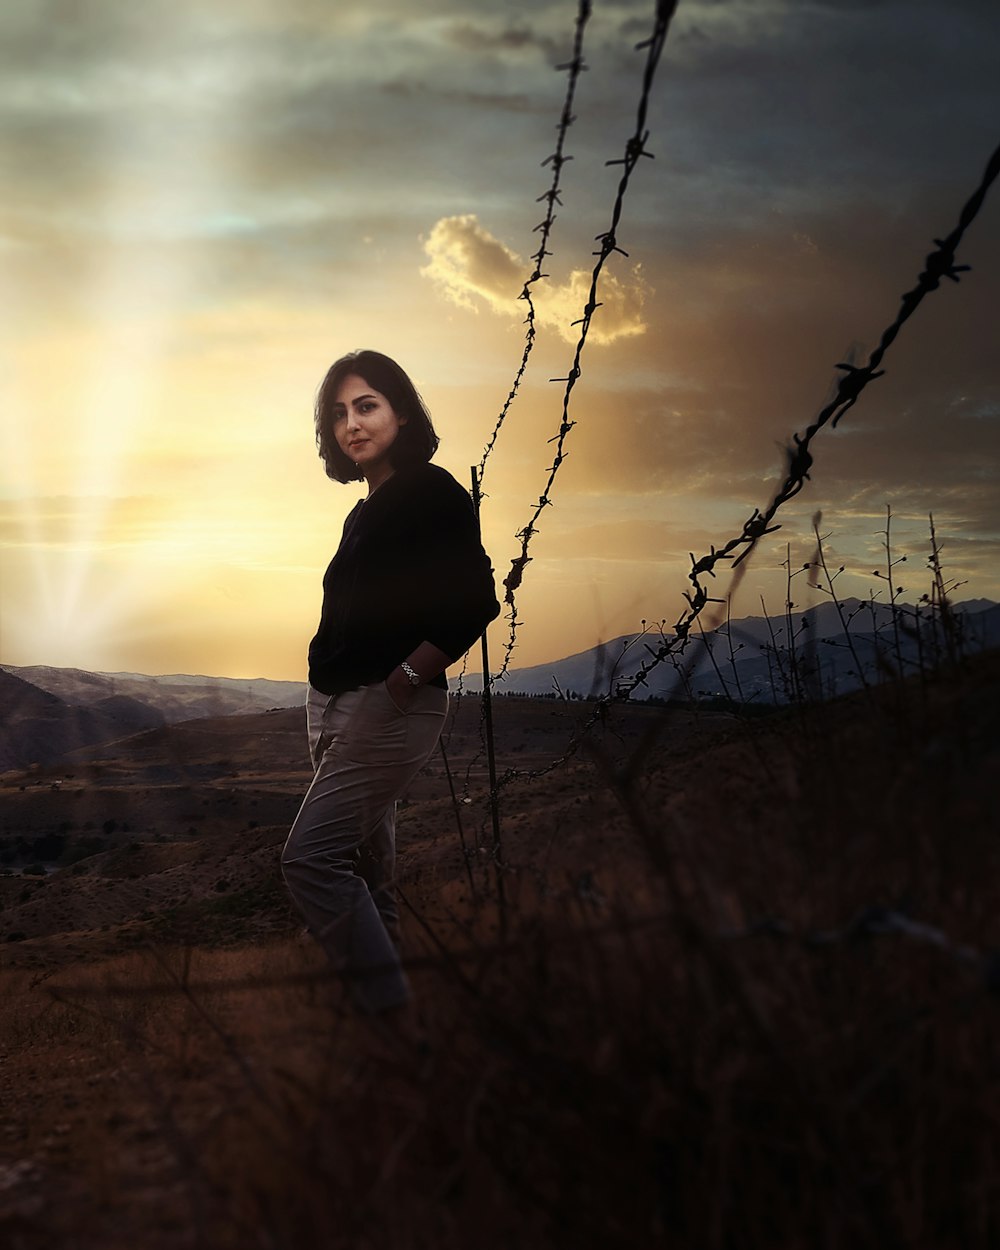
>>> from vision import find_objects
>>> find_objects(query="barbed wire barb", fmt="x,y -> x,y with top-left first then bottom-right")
476,0 -> 594,487
602,139 -> 1000,705
492,137 -> 1000,789
497,0 -> 681,681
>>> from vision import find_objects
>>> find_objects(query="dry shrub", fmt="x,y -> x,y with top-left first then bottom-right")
191,654 -> 998,1250
4,653 -> 997,1250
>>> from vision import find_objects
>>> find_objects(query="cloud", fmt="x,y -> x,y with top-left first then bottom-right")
464,174 -> 1000,588
421,214 -> 650,345
382,78 -> 546,115
444,19 -> 558,60
2,0 -> 997,677
421,215 -> 522,307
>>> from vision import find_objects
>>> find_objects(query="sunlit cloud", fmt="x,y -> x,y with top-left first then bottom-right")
421,214 -> 650,345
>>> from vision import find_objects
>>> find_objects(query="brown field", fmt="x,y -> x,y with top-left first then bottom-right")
1,659 -> 998,1249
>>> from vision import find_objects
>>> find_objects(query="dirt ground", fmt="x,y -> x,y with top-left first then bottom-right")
2,664 -> 998,1249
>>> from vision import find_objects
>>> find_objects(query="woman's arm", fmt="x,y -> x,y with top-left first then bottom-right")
376,466 -> 500,706
407,471 -> 500,662
384,640 -> 454,710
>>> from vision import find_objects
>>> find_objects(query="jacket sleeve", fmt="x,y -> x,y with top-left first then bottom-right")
405,470 -> 501,661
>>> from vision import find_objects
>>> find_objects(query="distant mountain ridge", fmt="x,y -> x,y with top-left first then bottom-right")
0,669 -> 167,773
465,597 -> 1000,702
0,666 -> 307,772
2,597 -> 997,769
1,665 -> 306,723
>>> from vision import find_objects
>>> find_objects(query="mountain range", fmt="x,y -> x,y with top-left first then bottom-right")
0,666 -> 305,772
470,597 -> 1000,703
1,597 -> 996,769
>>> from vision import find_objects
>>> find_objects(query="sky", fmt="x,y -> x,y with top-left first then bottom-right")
1,0 -> 998,682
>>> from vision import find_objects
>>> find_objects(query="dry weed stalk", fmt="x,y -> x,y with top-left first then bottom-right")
10,629 -> 997,1250
484,139 -> 1000,795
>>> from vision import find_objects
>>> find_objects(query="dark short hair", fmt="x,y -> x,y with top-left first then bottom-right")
314,350 -> 439,483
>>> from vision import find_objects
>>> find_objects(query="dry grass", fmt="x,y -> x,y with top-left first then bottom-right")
1,653 -> 998,1249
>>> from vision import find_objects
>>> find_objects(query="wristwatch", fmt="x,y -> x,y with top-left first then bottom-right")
400,660 -> 421,687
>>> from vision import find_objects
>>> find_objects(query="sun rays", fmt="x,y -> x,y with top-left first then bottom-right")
1,8 -> 254,670
0,2 -> 997,679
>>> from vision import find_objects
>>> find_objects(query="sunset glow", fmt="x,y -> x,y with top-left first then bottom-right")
1,0 -> 997,680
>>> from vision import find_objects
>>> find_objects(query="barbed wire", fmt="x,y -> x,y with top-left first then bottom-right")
477,0 -> 593,488
488,137 -> 1000,788
454,0 -> 683,849
445,3 -> 593,809
15,12 -> 999,1028
613,139 -> 1000,698
496,0 -> 680,681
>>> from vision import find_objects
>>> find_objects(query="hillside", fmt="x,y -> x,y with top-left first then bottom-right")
4,597 -> 996,777
0,664 -> 308,773
0,691 -> 675,954
0,670 -> 166,774
1,664 -> 306,723
0,650 -> 997,1248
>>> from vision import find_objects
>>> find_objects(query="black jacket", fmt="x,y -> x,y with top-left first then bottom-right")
308,463 -> 500,695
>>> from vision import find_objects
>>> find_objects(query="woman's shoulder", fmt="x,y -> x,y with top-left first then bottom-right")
392,462 -> 474,510
400,461 -> 464,489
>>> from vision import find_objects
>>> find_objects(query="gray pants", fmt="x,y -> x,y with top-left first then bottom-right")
281,681 -> 448,1013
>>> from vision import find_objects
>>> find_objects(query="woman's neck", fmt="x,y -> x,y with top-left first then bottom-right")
363,463 -> 395,497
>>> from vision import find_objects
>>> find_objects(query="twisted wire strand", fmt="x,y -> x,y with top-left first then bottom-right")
614,138 -> 1000,701
477,0 -> 593,488
494,138 -> 1000,786
497,0 -> 680,681
446,2 -> 594,813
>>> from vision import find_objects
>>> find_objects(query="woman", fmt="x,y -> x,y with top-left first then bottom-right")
281,350 -> 499,1018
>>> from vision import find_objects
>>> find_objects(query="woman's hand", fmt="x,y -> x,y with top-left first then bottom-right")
384,666 -> 417,713
384,643 -> 452,712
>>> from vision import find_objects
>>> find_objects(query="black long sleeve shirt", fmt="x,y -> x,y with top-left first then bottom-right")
307,463 -> 501,696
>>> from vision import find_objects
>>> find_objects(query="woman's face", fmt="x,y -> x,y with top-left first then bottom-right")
332,372 -> 407,486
